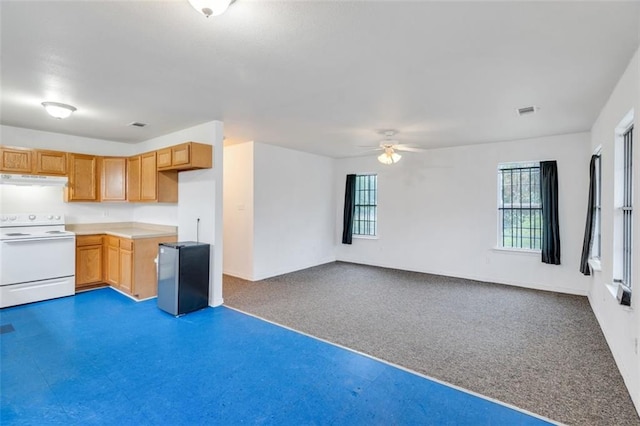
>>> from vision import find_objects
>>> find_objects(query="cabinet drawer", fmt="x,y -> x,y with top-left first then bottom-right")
107,236 -> 120,248
120,239 -> 134,251
76,235 -> 103,247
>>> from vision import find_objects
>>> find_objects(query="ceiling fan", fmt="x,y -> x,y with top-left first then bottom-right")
363,130 -> 425,165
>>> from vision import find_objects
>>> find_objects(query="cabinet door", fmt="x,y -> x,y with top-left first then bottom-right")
171,143 -> 190,167
157,148 -> 172,169
67,154 -> 98,201
35,150 -> 66,175
105,239 -> 120,286
101,157 -> 127,201
0,147 -> 32,173
119,248 -> 134,294
76,245 -> 103,288
127,156 -> 141,202
140,152 -> 157,201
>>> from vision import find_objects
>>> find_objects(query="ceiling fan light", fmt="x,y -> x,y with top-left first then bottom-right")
41,102 -> 76,119
188,0 -> 232,17
377,151 -> 401,165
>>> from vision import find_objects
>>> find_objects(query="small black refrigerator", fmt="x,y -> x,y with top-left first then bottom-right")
157,242 -> 210,316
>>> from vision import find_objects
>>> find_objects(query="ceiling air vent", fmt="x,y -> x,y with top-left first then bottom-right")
128,122 -> 147,128
516,106 -> 538,116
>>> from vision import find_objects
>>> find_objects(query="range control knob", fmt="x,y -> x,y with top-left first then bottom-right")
47,215 -> 54,220
29,215 -> 36,221
54,215 -> 61,220
0,216 -> 7,222
9,216 -> 17,221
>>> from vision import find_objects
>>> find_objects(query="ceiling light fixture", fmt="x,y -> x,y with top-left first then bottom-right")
41,102 -> 77,119
188,0 -> 233,18
378,147 -> 402,165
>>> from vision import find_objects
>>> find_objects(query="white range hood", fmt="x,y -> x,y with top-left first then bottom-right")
0,173 -> 68,186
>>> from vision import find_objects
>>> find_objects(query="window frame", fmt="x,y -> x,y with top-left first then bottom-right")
497,162 -> 543,252
621,126 -> 633,290
612,109 -> 634,302
352,174 -> 378,238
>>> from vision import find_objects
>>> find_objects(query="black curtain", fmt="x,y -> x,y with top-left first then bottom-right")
579,155 -> 598,275
541,161 -> 561,265
342,174 -> 356,244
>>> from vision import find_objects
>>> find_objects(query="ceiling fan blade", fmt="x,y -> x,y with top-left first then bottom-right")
357,145 -> 384,151
394,145 -> 426,153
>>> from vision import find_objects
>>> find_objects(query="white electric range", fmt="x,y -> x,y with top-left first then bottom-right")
0,213 -> 76,308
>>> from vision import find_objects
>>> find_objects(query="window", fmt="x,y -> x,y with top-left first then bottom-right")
622,126 -> 633,289
592,153 -> 602,259
498,162 -> 542,250
353,174 -> 377,236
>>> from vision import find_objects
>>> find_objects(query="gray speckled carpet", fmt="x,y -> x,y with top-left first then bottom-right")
223,262 -> 640,426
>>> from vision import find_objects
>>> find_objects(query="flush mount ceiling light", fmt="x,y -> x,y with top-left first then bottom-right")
41,102 -> 77,119
188,0 -> 233,18
378,147 -> 402,165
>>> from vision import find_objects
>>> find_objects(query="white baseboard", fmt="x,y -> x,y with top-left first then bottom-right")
251,257 -> 337,282
587,294 -> 640,415
222,269 -> 255,281
336,258 -> 588,296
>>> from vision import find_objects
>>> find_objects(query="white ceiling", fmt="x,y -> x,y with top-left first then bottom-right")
1,1 -> 639,158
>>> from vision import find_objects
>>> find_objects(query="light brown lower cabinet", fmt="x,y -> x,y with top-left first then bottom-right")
105,236 -> 120,286
75,235 -> 104,290
103,234 -> 177,299
76,233 -> 176,299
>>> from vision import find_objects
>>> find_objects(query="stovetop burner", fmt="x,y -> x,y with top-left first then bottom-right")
5,233 -> 29,236
46,231 -> 67,234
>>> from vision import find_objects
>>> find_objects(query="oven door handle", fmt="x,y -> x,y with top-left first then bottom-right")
1,236 -> 75,243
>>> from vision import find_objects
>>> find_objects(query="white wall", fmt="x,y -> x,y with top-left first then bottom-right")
223,142 -> 254,280
0,185 -> 134,223
589,47 -> 639,412
138,121 -> 224,307
222,142 -> 335,281
252,143 -> 335,280
335,132 -> 591,295
0,125 -> 137,156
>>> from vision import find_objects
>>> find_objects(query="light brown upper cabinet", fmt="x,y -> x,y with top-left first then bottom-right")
128,152 -> 178,203
0,146 -> 32,173
100,157 -> 127,201
127,156 -> 141,202
141,152 -> 158,201
34,150 -> 67,175
156,142 -> 212,171
0,146 -> 67,175
65,153 -> 98,202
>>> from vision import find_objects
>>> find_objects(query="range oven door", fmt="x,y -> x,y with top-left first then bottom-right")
0,236 -> 75,286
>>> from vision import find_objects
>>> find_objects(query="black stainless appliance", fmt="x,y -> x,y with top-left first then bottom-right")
157,242 -> 210,316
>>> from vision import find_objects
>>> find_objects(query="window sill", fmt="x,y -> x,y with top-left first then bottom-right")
353,235 -> 379,240
605,283 -> 633,311
492,247 -> 540,256
588,258 -> 602,272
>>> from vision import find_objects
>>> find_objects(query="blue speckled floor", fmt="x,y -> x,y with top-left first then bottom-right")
1,288 -> 552,425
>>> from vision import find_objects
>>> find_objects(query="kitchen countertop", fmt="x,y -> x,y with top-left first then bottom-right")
66,222 -> 177,240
